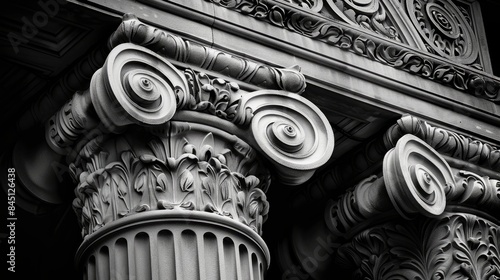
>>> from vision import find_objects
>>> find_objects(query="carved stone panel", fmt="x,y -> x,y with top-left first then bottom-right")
336,213 -> 500,279
402,0 -> 481,67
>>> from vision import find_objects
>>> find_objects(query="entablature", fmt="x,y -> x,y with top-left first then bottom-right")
55,0 -> 500,146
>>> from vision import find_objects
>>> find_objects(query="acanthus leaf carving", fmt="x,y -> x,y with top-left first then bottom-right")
336,214 -> 500,280
72,124 -> 270,237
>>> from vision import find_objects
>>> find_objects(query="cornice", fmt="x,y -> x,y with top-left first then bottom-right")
204,0 -> 500,102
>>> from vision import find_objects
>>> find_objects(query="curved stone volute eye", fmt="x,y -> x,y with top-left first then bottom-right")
383,134 -> 454,219
90,43 -> 189,132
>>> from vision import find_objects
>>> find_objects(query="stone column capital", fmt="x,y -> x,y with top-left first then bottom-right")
46,42 -> 334,186
20,37 -> 335,280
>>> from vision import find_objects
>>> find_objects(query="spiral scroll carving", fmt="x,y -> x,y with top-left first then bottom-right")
383,134 -> 454,219
90,43 -> 189,131
235,90 -> 335,185
405,0 -> 479,65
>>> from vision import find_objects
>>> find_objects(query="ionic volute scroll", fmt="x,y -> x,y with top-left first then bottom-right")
39,42 -> 336,233
44,42 -> 334,185
45,43 -> 189,155
233,90 -> 335,185
325,134 -> 455,240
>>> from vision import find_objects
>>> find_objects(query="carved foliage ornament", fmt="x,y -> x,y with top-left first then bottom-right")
384,115 -> 500,171
326,135 -> 456,239
205,1 -> 500,101
71,125 -> 270,237
109,14 -> 307,94
47,42 -> 335,236
336,213 -> 500,280
325,0 -> 400,41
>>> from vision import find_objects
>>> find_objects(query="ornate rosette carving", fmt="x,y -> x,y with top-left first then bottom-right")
90,43 -> 189,131
234,90 -> 335,185
405,0 -> 479,65
383,134 -> 454,219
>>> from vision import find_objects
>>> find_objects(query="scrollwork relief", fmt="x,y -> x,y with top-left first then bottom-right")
289,0 -> 323,12
205,1 -> 500,101
325,0 -> 400,41
384,115 -> 500,171
236,90 -> 335,185
109,14 -> 307,94
90,43 -> 188,132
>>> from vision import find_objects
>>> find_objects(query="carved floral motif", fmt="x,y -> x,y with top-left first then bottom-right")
72,126 -> 270,237
183,69 -> 241,122
336,213 -> 500,280
447,170 -> 500,213
45,42 -> 334,198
